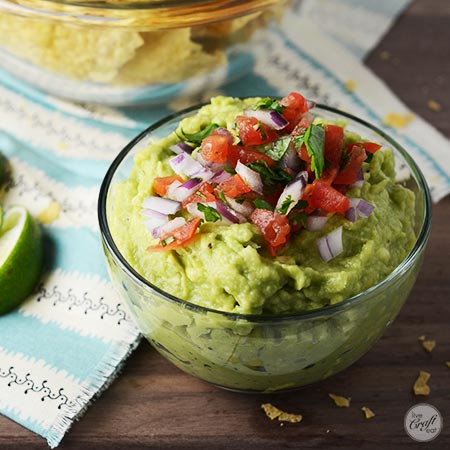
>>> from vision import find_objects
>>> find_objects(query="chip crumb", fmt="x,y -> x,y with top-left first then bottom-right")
422,340 -> 436,353
427,99 -> 442,112
361,406 -> 375,419
261,403 -> 302,423
380,50 -> 391,61
413,371 -> 431,396
345,80 -> 357,91
446,362 -> 450,369
418,335 -> 426,341
383,112 -> 415,128
326,429 -> 330,433
37,201 -> 60,225
328,393 -> 351,407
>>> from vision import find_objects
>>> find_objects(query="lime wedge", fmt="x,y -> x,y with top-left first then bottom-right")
0,205 -> 44,315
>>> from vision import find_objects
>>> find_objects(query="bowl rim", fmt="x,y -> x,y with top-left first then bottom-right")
98,101 -> 432,323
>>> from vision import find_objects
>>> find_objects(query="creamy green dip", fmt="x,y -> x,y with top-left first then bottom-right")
110,96 -> 416,315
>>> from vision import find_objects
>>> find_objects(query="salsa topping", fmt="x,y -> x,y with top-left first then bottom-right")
142,92 -> 379,259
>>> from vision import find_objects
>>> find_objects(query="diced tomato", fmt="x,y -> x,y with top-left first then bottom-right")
309,181 -> 350,214
290,116 -> 312,137
216,174 -> 252,199
182,182 -> 216,208
297,144 -> 311,164
153,175 -> 184,197
320,167 -> 338,185
148,217 -> 201,252
250,208 -> 291,251
301,183 -> 315,213
334,144 -> 367,185
235,116 -> 278,146
280,92 -> 309,132
349,141 -> 382,154
211,127 -> 234,144
228,145 -> 275,168
324,125 -> 344,168
201,134 -> 230,164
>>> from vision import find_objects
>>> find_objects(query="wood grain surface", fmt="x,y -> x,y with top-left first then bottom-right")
1,0 -> 449,448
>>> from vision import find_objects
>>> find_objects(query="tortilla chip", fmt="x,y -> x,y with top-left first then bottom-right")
418,335 -> 426,341
383,112 -> 415,128
361,406 -> 375,419
261,403 -> 302,423
328,393 -> 351,407
427,100 -> 442,112
422,340 -> 436,353
114,29 -> 225,86
446,362 -> 450,369
413,370 -> 431,396
0,12 -> 143,83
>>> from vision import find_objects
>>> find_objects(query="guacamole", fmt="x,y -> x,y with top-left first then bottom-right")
110,95 -> 416,315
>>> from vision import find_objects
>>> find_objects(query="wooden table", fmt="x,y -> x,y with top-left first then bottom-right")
1,0 -> 449,448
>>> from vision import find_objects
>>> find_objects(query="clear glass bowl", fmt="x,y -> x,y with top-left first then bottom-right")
98,104 -> 432,393
0,0 -> 286,105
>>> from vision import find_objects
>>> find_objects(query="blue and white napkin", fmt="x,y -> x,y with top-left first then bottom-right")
1,0 -> 449,447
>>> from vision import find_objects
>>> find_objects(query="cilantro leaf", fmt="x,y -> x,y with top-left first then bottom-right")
294,124 -> 325,179
278,195 -> 294,215
253,198 -> 274,211
253,97 -> 284,114
289,211 -> 308,227
266,136 -> 291,161
248,161 -> 293,186
179,123 -> 219,145
216,189 -> 227,203
223,166 -> 236,174
197,203 -> 221,222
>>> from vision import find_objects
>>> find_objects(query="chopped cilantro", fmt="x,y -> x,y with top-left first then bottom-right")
278,195 -> 294,215
234,197 -> 245,204
196,191 -> 207,200
254,198 -> 274,211
217,189 -> 227,203
266,136 -> 291,161
294,124 -> 325,179
223,166 -> 236,174
289,211 -> 308,227
253,97 -> 285,114
179,123 -> 219,145
197,203 -> 221,222
248,161 -> 293,186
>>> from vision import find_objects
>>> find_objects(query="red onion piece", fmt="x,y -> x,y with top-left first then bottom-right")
280,145 -> 302,172
306,215 -> 328,231
142,196 -> 181,215
192,166 -> 215,182
225,197 -> 254,217
275,171 -> 308,214
317,226 -> 343,262
216,201 -> 245,224
350,168 -> 364,188
235,161 -> 263,194
347,198 -> 375,220
306,99 -> 317,110
165,180 -> 183,200
152,216 -> 186,239
141,209 -> 168,220
169,153 -> 204,178
357,199 -> 375,217
169,141 -> 194,154
245,108 -> 288,130
169,178 -> 202,202
210,170 -> 232,184
345,207 -> 357,223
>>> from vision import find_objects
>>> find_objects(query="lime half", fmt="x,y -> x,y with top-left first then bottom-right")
0,205 -> 44,315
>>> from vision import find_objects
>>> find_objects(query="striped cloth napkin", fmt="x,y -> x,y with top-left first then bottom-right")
1,0 -> 449,447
